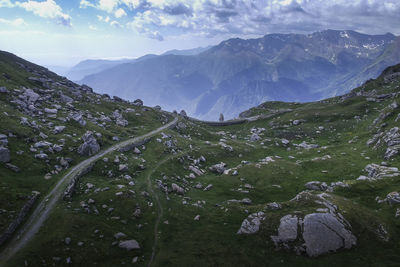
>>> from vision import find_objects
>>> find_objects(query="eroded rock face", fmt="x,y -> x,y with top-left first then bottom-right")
237,212 -> 265,234
77,131 -> 100,156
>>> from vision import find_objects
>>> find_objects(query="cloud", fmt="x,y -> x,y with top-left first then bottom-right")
114,7 -> 126,18
0,0 -> 14,7
0,18 -> 27,26
16,0 -> 71,26
122,0 -> 400,40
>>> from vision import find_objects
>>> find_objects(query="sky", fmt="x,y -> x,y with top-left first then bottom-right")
0,0 -> 399,67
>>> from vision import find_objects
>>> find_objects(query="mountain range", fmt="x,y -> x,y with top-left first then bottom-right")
79,30 -> 400,120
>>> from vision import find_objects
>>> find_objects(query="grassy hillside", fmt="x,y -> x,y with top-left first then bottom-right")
1,51 -> 400,266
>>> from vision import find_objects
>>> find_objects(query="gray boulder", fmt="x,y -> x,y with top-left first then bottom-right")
209,162 -> 226,174
0,134 -> 8,146
386,192 -> 400,205
303,213 -> 356,257
237,211 -> 265,234
119,240 -> 140,251
0,86 -> 8,93
171,183 -> 184,195
0,146 -> 11,163
305,181 -> 328,191
53,126 -> 66,134
77,131 -> 100,156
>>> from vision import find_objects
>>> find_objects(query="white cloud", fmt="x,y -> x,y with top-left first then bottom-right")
110,20 -> 122,27
121,0 -> 140,10
80,0 -> 95,9
16,0 -> 72,26
89,24 -> 97,30
0,18 -> 27,26
114,8 -> 126,18
0,0 -> 14,7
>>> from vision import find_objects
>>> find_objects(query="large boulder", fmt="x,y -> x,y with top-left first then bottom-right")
0,146 -> 10,163
77,131 -> 100,156
271,193 -> 357,257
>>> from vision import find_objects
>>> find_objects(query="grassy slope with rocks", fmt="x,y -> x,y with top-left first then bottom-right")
1,51 -> 400,266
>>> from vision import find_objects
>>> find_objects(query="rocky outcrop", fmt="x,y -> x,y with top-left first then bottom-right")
368,127 -> 400,160
77,131 -> 100,156
271,193 -> 356,257
357,163 -> 399,181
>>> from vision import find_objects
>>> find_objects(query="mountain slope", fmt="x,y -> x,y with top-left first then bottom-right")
1,50 -> 400,266
81,30 -> 399,120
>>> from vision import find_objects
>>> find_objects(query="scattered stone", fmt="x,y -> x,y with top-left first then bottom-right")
209,162 -> 226,174
172,183 -> 184,195
114,232 -> 127,239
386,192 -> 400,205
194,215 -> 200,221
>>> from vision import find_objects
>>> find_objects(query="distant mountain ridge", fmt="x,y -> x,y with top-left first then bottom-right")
81,30 -> 400,120
59,46 -> 213,81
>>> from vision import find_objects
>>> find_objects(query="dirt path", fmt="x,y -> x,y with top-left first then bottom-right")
146,152 -> 186,267
0,117 -> 178,266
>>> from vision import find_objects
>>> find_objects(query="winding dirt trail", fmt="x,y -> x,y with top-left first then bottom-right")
0,117 -> 178,266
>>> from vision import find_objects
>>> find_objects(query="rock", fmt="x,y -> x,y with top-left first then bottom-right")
172,183 -> 184,195
119,240 -> 140,251
241,198 -> 252,205
271,211 -> 356,257
361,163 -> 399,180
44,108 -> 57,114
0,86 -> 8,93
0,134 -> 8,146
154,105 -> 161,111
119,164 -> 128,172
303,213 -> 356,257
22,89 -> 40,103
281,139 -> 290,145
53,126 -> 66,134
114,232 -> 127,239
77,131 -> 100,156
203,184 -> 213,191
265,202 -> 281,210
194,215 -> 200,221
189,165 -> 203,176
305,181 -> 328,191
5,163 -> 20,172
35,153 -> 48,160
179,110 -> 187,117
69,112 -> 86,126
133,147 -> 141,154
60,94 -> 73,103
271,215 -> 299,244
250,133 -> 260,141
65,237 -> 71,245
237,211 -> 265,234
386,192 -> 400,205
294,141 -> 319,149
0,146 -> 11,163
209,162 -> 226,174
132,99 -> 143,106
